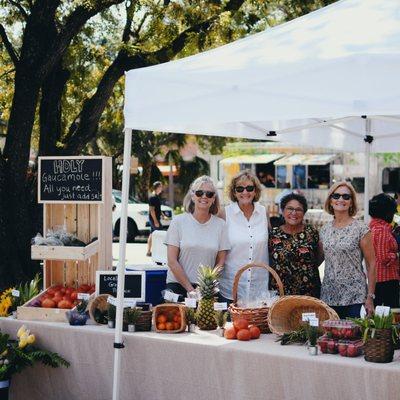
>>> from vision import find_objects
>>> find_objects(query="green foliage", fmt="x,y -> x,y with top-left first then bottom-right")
0,327 -> 69,380
12,274 -> 41,309
76,300 -> 88,314
214,311 -> 228,328
107,303 -> 116,321
185,307 -> 197,325
123,307 -> 142,324
352,313 -> 399,343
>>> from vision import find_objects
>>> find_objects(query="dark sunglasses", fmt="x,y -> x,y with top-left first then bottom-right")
331,193 -> 352,201
194,190 -> 215,199
235,185 -> 255,193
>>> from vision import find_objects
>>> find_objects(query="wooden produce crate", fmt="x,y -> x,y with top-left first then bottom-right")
17,292 -> 69,323
31,240 -> 99,261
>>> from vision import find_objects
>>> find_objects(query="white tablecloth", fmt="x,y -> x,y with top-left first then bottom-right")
1,318 -> 399,400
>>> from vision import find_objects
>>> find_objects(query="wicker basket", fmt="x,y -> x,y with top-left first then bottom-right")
364,328 -> 394,363
134,310 -> 153,332
267,295 -> 339,335
229,263 -> 284,334
88,294 -> 110,324
153,304 -> 187,333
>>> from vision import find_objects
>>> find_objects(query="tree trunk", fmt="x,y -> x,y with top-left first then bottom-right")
39,62 -> 70,156
137,159 -> 152,202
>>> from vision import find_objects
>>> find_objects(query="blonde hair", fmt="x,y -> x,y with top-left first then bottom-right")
183,175 -> 220,215
228,170 -> 262,203
324,181 -> 358,216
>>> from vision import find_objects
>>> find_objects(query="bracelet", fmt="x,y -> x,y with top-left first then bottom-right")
366,293 -> 375,300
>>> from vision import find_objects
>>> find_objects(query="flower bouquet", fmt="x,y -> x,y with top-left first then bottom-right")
0,325 -> 69,398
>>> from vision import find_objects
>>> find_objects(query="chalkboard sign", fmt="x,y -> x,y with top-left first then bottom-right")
38,156 -> 103,203
96,271 -> 146,301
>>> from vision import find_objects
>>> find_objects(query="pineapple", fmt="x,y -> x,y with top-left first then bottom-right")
196,265 -> 222,330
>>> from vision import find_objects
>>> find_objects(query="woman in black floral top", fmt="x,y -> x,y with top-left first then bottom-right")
269,193 -> 323,297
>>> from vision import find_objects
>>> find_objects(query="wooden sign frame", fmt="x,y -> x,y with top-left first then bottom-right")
96,271 -> 146,301
38,156 -> 105,204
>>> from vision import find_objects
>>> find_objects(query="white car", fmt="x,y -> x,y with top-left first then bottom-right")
112,190 -> 173,242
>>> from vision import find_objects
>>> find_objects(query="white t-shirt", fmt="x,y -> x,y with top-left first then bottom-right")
219,202 -> 269,301
165,213 -> 230,284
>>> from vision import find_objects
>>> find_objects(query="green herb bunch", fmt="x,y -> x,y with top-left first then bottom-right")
352,312 -> 399,343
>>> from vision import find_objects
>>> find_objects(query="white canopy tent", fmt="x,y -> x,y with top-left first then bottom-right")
113,0 -> 400,398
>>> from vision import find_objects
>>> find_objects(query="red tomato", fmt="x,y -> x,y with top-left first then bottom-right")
63,294 -> 71,302
52,296 -> 62,305
60,287 -> 66,294
70,291 -> 78,301
53,285 -> 63,291
42,298 -> 56,308
46,288 -> 55,296
54,290 -> 63,298
57,300 -> 72,309
65,287 -> 74,295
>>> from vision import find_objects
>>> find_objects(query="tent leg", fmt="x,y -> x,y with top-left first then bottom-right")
112,128 -> 132,400
363,118 -> 372,223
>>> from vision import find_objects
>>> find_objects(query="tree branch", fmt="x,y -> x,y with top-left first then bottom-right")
8,0 -> 29,20
0,68 -> 16,80
0,24 -> 19,65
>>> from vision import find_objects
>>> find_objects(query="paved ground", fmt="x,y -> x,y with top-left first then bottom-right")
112,242 -> 150,267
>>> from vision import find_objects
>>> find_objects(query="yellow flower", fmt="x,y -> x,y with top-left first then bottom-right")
26,334 -> 35,345
17,325 -> 27,338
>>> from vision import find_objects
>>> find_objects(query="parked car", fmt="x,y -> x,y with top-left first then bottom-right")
112,190 -> 173,242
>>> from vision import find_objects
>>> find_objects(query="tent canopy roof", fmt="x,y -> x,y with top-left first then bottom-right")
220,154 -> 284,165
274,154 -> 338,166
124,0 -> 400,152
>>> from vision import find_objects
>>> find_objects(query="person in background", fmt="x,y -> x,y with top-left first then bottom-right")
146,181 -> 164,257
369,193 -> 399,308
320,181 -> 376,319
218,170 -> 269,305
269,193 -> 323,298
393,188 -> 400,249
165,176 -> 230,298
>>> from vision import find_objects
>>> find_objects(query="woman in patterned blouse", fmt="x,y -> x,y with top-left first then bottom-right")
269,193 -> 323,297
320,182 -> 376,319
369,193 -> 399,308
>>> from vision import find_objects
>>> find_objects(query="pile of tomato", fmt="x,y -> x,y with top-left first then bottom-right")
33,284 -> 95,309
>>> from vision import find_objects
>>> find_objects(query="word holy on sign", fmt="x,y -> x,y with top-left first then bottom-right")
53,159 -> 85,173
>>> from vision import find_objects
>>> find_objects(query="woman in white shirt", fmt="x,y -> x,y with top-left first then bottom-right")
166,176 -> 230,298
219,170 -> 270,304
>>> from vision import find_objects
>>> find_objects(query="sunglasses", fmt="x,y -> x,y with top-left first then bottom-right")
235,185 -> 255,193
194,190 -> 215,199
331,193 -> 352,201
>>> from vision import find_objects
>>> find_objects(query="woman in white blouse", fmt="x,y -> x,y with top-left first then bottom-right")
166,176 -> 230,299
219,170 -> 270,304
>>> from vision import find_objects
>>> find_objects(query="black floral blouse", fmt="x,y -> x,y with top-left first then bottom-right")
268,225 -> 321,298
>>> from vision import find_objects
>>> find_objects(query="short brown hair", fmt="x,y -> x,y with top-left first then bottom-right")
183,175 -> 220,215
324,181 -> 358,216
228,170 -> 262,203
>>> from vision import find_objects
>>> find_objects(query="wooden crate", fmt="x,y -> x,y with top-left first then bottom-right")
18,157 -> 112,322
17,292 -> 69,323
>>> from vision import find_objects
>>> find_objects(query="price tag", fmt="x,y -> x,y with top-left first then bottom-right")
124,299 -> 137,308
302,312 -> 316,321
308,317 -> 319,327
184,298 -> 197,308
213,302 -> 228,311
11,289 -> 20,297
375,305 -> 390,317
107,296 -> 117,306
77,293 -> 90,301
163,291 -> 180,303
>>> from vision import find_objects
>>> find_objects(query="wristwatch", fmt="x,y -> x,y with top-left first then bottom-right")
367,293 -> 375,300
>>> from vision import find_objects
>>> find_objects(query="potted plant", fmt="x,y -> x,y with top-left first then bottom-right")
185,308 -> 196,332
352,312 -> 399,363
0,325 -> 69,399
123,308 -> 142,332
306,323 -> 319,355
66,300 -> 89,326
214,311 -> 228,337
107,304 -> 116,328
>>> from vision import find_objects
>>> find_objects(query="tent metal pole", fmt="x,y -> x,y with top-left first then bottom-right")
112,128 -> 132,400
363,118 -> 372,222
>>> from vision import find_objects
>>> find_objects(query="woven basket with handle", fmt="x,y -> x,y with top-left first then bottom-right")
364,328 -> 394,363
267,295 -> 339,335
229,263 -> 284,333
